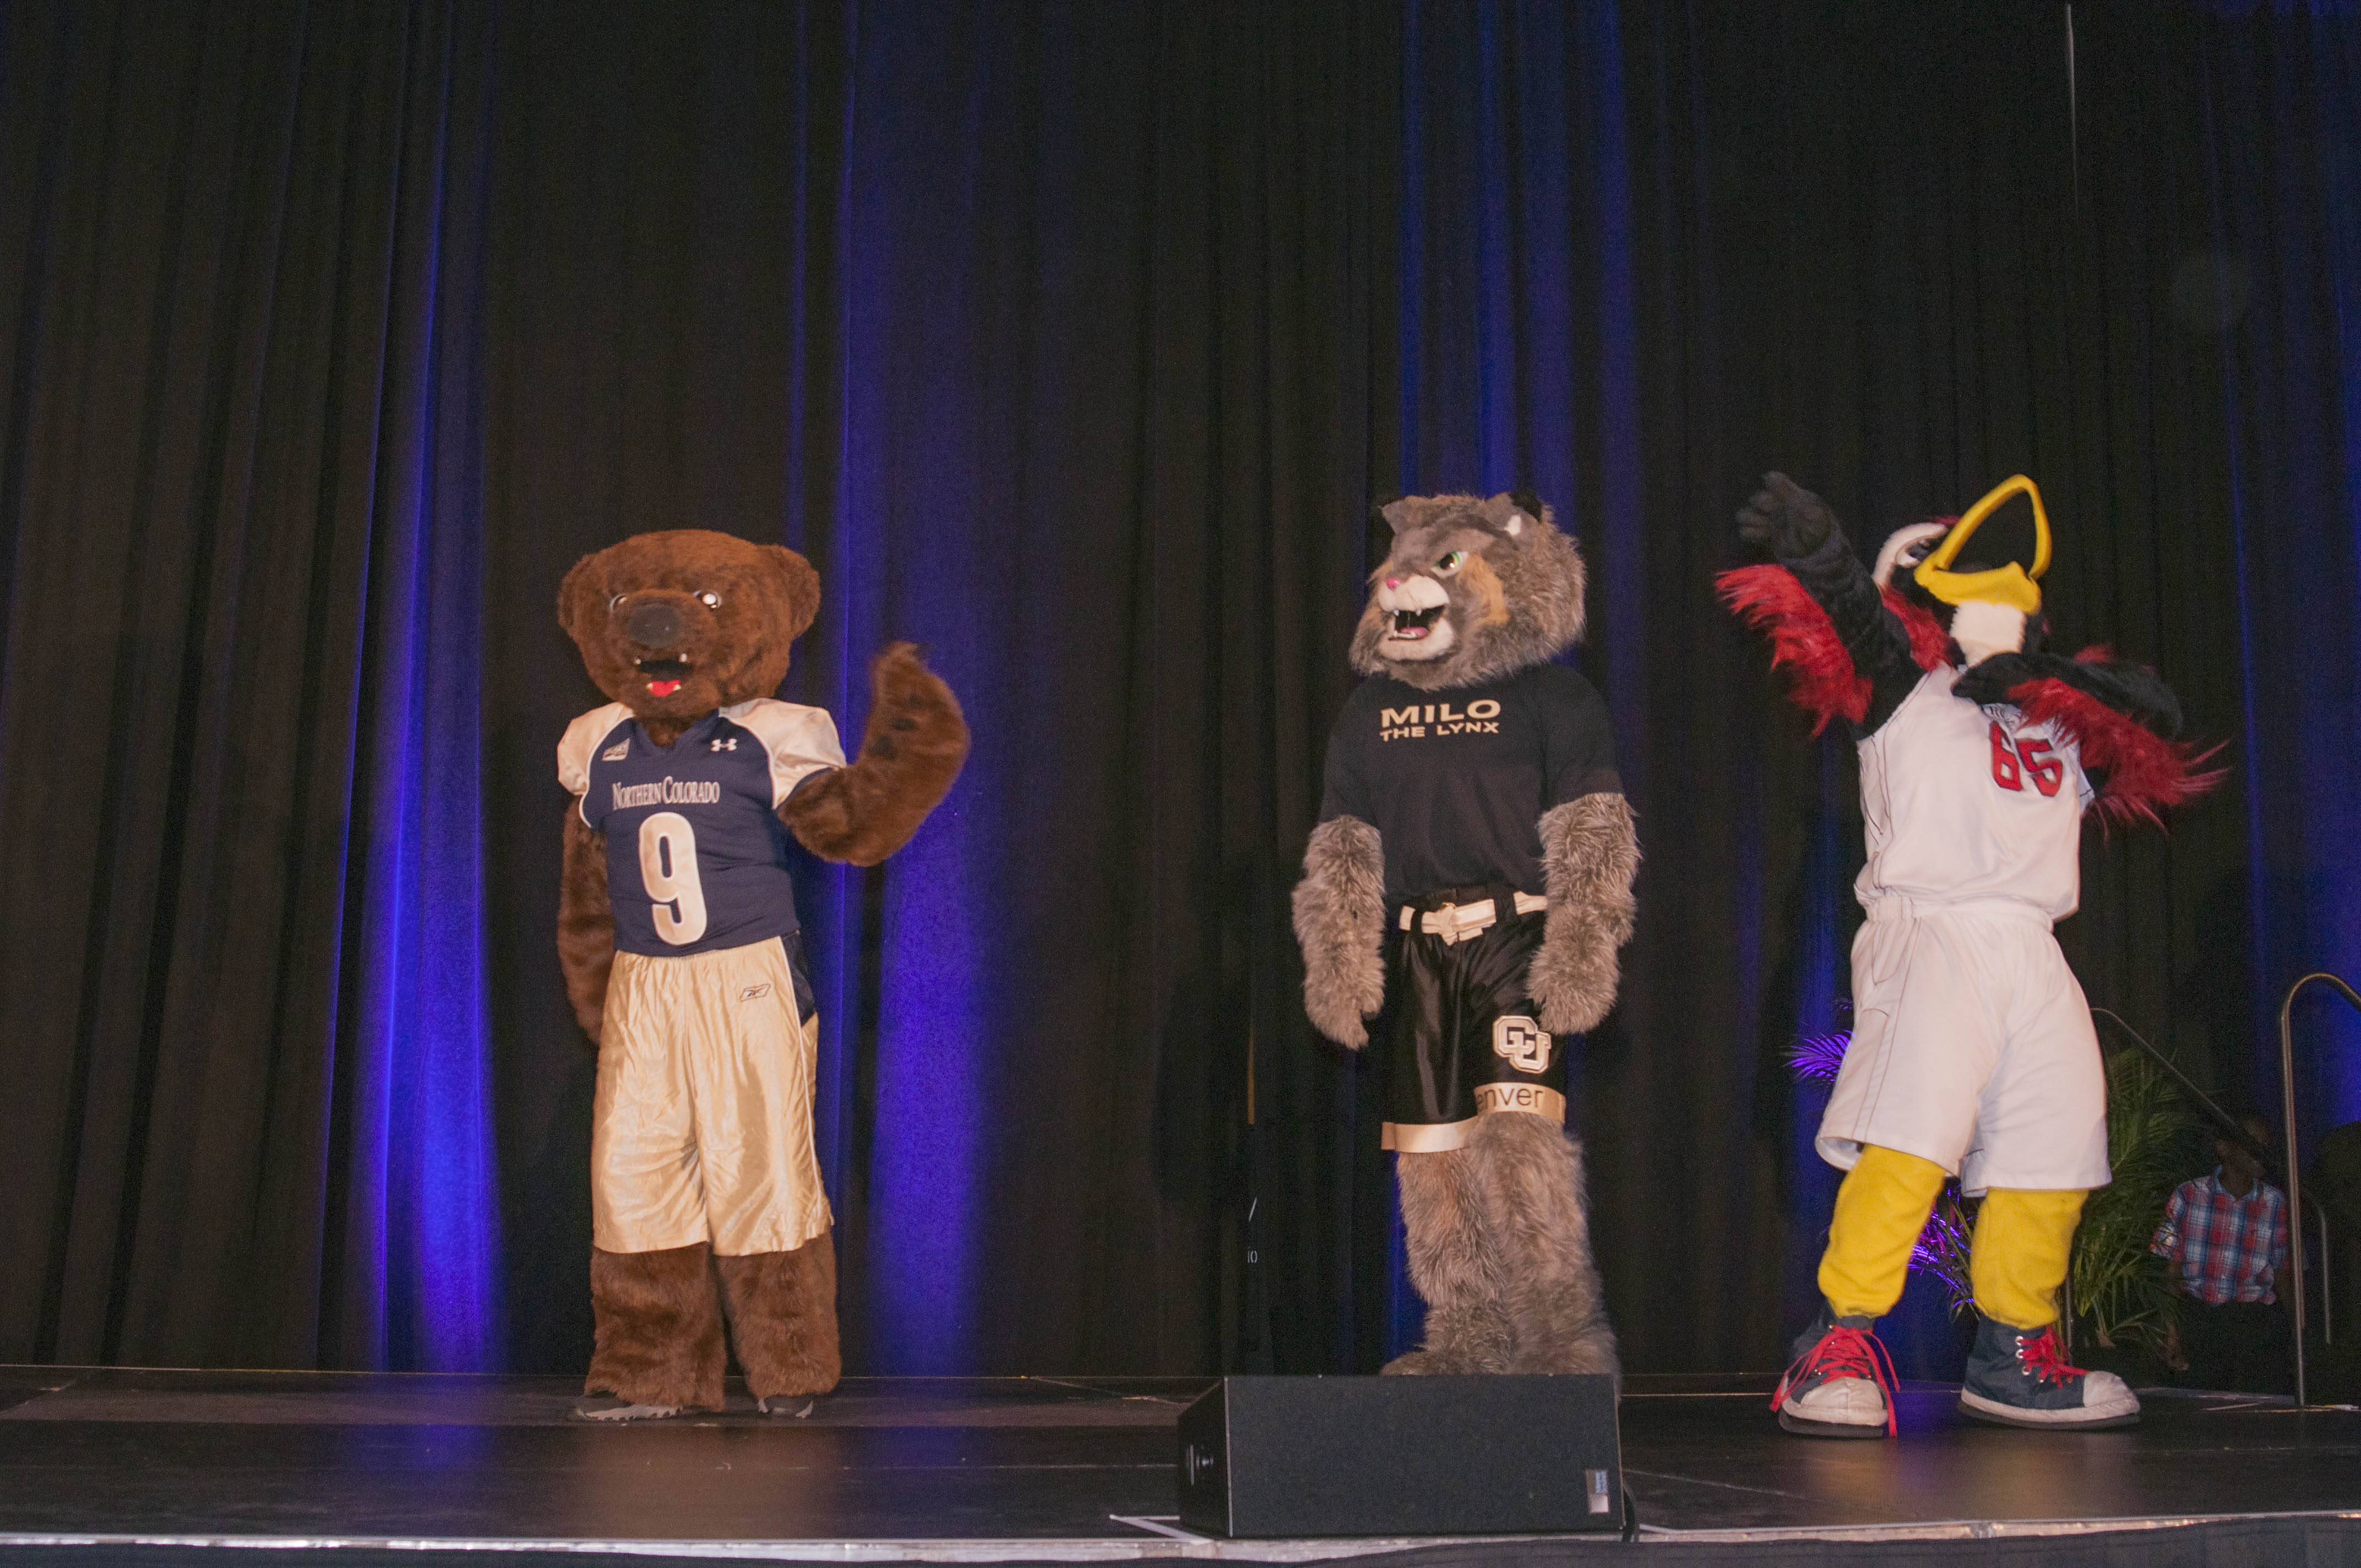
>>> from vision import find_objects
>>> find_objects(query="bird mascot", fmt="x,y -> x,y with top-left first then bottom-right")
1723,473 -> 2215,1434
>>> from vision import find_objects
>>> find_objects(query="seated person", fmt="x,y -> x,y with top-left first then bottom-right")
2152,1112 -> 2290,1393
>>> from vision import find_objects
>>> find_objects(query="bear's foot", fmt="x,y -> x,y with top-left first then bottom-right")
570,1397 -> 686,1423
716,1231 -> 842,1401
585,1242 -> 728,1413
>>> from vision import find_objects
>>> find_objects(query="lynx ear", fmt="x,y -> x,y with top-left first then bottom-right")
1507,488 -> 1551,535
1377,495 -> 1423,535
1482,491 -> 1543,540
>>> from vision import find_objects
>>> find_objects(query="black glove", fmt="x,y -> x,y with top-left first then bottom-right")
1952,651 -> 2184,737
1737,472 -> 1843,559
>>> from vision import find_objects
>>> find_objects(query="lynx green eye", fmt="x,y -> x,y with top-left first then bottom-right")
1434,551 -> 1467,575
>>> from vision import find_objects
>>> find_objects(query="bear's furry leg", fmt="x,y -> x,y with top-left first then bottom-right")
715,1230 -> 842,1404
1386,1147 -> 1513,1374
585,1243 -> 727,1413
1470,1112 -> 1619,1375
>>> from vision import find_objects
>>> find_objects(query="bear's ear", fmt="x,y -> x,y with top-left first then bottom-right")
764,546 -> 823,641
556,552 -> 606,648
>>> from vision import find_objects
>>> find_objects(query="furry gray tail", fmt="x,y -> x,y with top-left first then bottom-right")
1388,1146 -> 1513,1373
1475,1113 -> 1618,1375
1528,793 -> 1640,1036
1293,814 -> 1388,1048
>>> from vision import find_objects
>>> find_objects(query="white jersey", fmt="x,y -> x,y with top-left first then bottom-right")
1856,666 -> 2093,922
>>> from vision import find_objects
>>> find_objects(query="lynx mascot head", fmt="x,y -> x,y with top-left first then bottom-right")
1351,492 -> 1590,690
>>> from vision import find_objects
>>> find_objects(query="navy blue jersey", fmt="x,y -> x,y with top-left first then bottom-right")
559,700 -> 845,958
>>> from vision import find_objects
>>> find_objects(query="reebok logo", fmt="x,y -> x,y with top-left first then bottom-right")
1380,698 -> 1502,742
739,983 -> 772,1002
601,741 -> 631,761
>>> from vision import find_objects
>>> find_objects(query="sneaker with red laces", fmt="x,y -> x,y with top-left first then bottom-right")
1772,1302 -> 1897,1438
1957,1317 -> 2140,1429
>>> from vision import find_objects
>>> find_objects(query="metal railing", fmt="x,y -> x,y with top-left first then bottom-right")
2090,1005 -> 2340,1407
2277,973 -> 2361,1408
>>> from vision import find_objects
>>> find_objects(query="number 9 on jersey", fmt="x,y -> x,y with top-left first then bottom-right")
638,812 -> 710,944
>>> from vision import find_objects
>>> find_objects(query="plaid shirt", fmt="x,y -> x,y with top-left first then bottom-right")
2151,1170 -> 2288,1305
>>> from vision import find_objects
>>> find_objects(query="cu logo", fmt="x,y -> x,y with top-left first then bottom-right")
1493,1015 -> 1553,1074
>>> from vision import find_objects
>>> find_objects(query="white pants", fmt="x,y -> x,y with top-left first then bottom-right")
1819,897 -> 2110,1195
592,937 -> 832,1256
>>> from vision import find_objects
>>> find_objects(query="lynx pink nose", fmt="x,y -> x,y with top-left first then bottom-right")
1385,577 -> 1402,589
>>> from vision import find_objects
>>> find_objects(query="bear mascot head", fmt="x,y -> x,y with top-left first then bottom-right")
558,530 -> 823,740
553,528 -> 966,1422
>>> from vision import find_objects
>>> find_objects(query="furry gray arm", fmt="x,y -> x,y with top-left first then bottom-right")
1292,815 -> 1389,1048
1528,794 -> 1640,1036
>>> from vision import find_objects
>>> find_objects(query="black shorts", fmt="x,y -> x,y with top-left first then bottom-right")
1380,886 -> 1568,1152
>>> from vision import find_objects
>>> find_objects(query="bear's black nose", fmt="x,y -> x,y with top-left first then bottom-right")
624,601 -> 686,648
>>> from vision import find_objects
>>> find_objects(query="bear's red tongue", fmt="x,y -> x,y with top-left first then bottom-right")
648,679 -> 683,698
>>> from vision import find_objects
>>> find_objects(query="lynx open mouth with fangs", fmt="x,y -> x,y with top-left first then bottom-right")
1388,606 -> 1445,640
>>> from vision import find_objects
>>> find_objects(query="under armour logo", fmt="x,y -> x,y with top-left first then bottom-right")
1493,1015 -> 1552,1074
710,737 -> 739,752
601,741 -> 630,761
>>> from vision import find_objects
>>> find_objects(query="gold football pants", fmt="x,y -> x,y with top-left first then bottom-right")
592,937 -> 831,1257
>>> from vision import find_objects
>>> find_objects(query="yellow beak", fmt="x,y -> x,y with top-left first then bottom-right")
1913,473 -> 2052,615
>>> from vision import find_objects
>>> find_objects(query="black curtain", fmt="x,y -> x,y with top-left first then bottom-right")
1,0 -> 2349,1378
1613,0 -> 2270,1371
480,0 -> 858,1378
0,0 -> 498,1370
478,0 -> 1403,1376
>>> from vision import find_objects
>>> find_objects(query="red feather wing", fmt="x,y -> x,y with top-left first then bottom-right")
1717,567 -> 1951,733
1886,591 -> 1950,673
2008,668 -> 2226,830
1717,565 -> 1865,733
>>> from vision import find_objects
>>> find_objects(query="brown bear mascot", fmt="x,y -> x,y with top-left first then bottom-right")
554,530 -> 967,1420
1294,492 -> 1635,1376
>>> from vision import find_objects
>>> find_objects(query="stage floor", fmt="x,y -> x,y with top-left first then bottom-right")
1,1366 -> 2357,1556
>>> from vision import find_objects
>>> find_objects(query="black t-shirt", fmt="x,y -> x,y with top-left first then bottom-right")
1318,663 -> 1622,903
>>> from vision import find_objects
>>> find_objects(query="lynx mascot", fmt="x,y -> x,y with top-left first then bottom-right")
1723,473 -> 2215,1436
1295,492 -> 1635,1375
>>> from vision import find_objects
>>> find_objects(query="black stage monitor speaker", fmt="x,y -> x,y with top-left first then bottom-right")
1176,1374 -> 1621,1538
